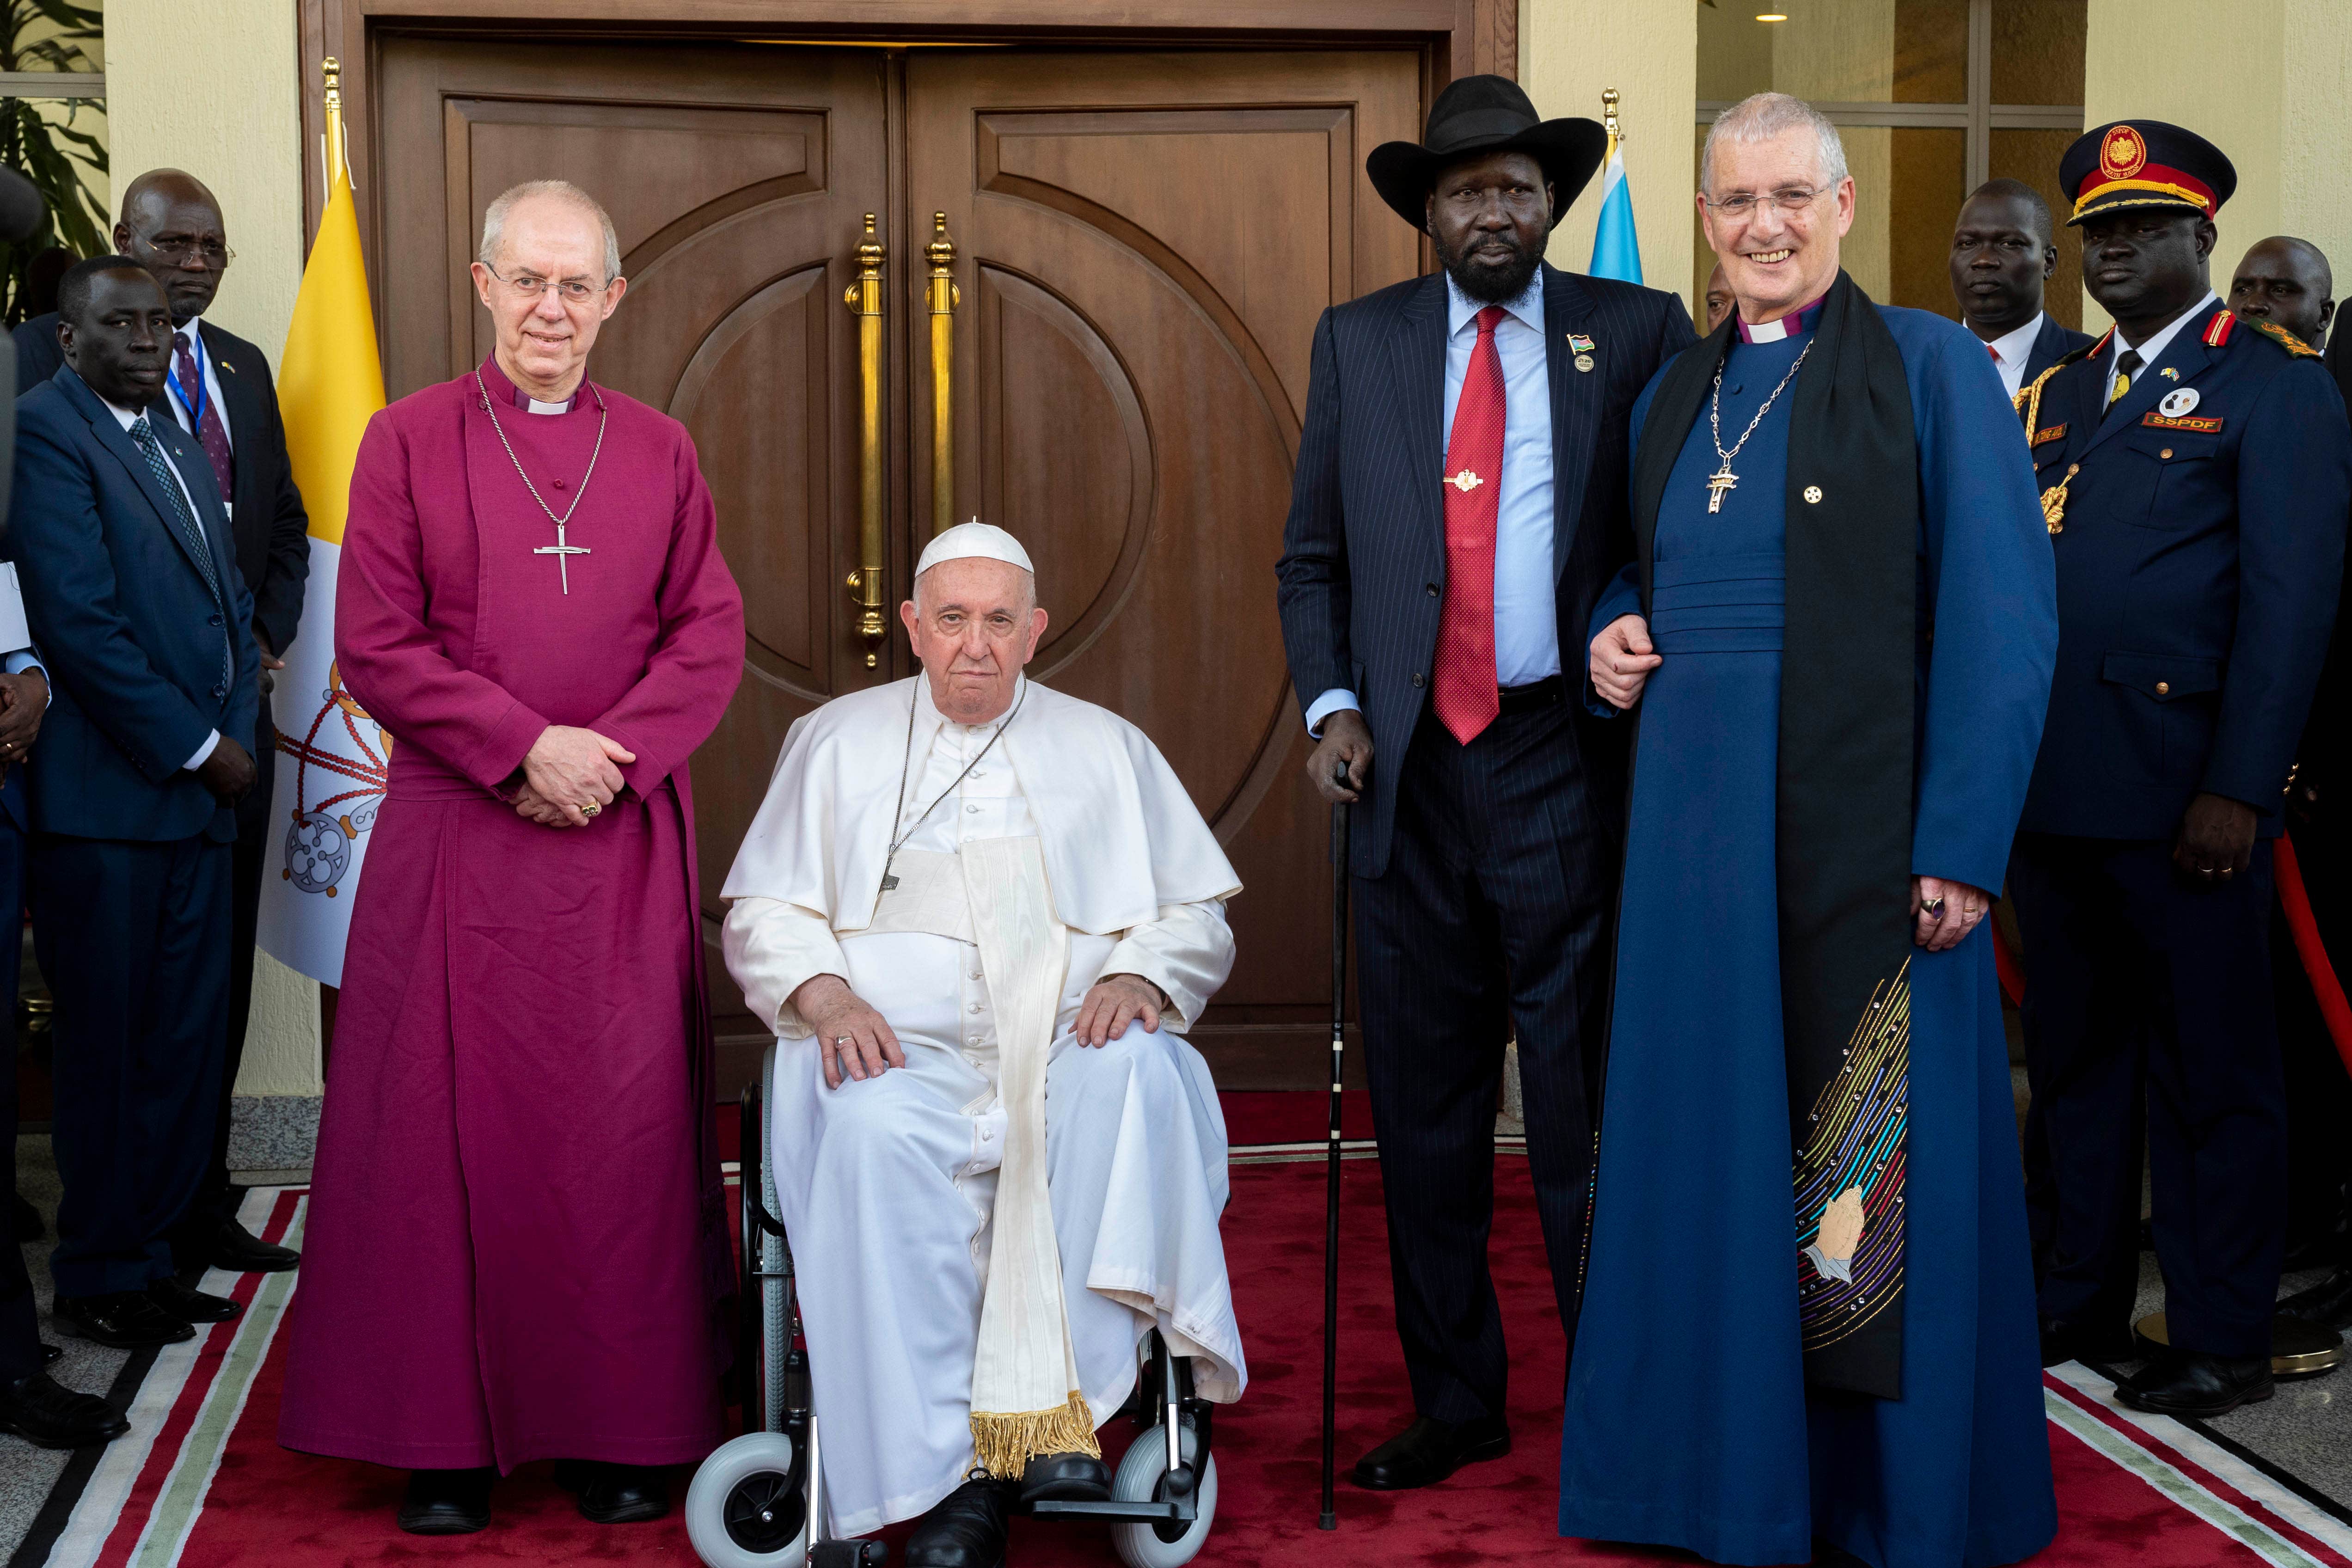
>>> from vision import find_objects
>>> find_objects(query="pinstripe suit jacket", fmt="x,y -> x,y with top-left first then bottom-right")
1275,262 -> 1697,876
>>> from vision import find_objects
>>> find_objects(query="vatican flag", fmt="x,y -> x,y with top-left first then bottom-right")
255,84 -> 387,987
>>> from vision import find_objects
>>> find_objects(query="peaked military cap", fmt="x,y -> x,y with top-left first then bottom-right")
2060,120 -> 2236,226
1366,74 -> 1605,233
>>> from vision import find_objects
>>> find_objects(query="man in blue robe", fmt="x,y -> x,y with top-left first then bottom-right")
1562,92 -> 2060,1568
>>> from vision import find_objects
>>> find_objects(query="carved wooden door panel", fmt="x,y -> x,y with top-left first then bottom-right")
372,38 -> 1423,1071
904,51 -> 1422,1074
374,39 -> 890,1031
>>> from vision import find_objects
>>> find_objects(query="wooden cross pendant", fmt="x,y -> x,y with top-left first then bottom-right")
1706,461 -> 1739,514
534,521 -> 591,594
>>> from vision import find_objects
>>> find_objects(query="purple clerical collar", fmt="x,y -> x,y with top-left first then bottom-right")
476,357 -> 589,416
1735,294 -> 1827,345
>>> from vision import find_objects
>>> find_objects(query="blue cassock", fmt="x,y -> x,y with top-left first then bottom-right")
1559,304 -> 2060,1568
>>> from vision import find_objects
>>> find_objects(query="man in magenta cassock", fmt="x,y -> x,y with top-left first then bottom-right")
278,179 -> 744,1535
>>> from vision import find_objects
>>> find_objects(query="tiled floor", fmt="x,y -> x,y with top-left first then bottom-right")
2,1134 -> 132,1566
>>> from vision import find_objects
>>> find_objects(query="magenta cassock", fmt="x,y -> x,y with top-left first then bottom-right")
278,356 -> 743,1471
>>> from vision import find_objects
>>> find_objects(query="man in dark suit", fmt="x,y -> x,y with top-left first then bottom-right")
1274,75 -> 1695,1489
8,257 -> 263,1350
2008,123 -> 2352,1415
2231,236 -> 2352,1326
0,315 -> 129,1447
19,170 -> 309,1277
1951,177 -> 2093,403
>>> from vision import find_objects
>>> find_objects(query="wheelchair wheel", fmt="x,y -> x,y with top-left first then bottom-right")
1108,1419 -> 1217,1568
686,1432 -> 806,1567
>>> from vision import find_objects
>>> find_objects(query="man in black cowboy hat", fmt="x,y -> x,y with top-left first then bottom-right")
2008,120 -> 2351,1416
1274,73 -> 1694,1490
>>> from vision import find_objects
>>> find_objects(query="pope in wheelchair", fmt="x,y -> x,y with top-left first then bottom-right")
718,524 -> 1247,1567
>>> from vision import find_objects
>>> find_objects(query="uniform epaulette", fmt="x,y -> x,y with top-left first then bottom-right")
2015,327 -> 2113,435
2240,315 -> 2321,357
2202,309 -> 2236,348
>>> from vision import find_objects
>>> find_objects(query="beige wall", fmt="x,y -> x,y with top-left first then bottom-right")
1769,0 -> 1897,304
1522,0 -> 1699,317
106,0 -> 320,1097
2083,0 -> 2352,333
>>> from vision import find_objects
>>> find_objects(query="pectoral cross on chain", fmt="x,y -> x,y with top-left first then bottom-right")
1706,461 -> 1739,514
534,521 -> 591,594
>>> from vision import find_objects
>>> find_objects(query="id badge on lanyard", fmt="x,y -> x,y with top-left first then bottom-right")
165,338 -> 205,433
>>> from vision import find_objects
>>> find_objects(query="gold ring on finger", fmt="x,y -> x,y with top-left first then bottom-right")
580,800 -> 601,818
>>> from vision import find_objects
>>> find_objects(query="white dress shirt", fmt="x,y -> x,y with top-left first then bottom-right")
2106,291 -> 2219,405
1305,270 -> 1559,734
1979,312 -> 2046,403
101,395 -> 224,772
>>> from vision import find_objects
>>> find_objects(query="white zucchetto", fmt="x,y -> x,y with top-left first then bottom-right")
915,521 -> 1034,578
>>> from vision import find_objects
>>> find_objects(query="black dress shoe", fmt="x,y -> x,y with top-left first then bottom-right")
149,1277 -> 242,1325
210,1218 -> 299,1275
2280,1268 -> 2352,1329
1350,1414 -> 1510,1490
53,1292 -> 196,1348
41,1342 -> 61,1365
2040,1316 -> 2138,1367
905,1476 -> 1016,1568
1018,1450 -> 1111,1505
11,1192 -> 40,1243
398,1467 -> 493,1535
2118,1351 -> 2274,1417
0,1372 -> 130,1449
552,1459 -> 670,1524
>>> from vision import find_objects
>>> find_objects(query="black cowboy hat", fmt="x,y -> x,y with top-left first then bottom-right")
1367,75 -> 1607,233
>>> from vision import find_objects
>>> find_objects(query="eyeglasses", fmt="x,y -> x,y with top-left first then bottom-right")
482,263 -> 608,305
145,237 -> 234,267
1704,185 -> 1831,220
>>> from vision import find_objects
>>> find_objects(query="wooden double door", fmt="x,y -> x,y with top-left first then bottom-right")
373,37 -> 1423,1075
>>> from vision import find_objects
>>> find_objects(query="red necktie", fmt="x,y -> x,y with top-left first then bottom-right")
1433,306 -> 1507,745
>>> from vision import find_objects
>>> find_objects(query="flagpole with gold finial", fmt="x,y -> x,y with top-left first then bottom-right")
1588,86 -> 1645,284
321,58 -> 353,192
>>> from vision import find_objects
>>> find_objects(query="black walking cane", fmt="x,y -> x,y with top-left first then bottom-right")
1320,760 -> 1350,1531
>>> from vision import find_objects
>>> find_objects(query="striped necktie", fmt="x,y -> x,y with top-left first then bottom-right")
129,415 -> 233,692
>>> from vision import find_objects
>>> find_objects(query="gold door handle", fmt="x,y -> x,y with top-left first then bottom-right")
844,213 -> 886,668
925,213 -> 960,537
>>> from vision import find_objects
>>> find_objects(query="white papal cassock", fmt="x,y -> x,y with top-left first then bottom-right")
721,674 -> 1247,1537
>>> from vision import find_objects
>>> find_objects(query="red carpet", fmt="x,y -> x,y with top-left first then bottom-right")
34,1142 -> 2352,1566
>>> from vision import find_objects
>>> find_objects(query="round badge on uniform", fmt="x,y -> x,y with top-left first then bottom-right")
2159,386 -> 2200,418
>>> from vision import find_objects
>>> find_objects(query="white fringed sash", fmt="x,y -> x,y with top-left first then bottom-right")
961,836 -> 1096,1474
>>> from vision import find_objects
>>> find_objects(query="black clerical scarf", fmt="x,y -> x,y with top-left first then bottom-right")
1627,270 -> 1919,1400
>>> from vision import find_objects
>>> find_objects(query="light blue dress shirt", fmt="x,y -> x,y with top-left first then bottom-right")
1305,270 -> 1558,734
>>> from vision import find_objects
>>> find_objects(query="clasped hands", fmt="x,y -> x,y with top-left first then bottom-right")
792,970 -> 1171,1091
0,668 -> 46,784
509,724 -> 637,828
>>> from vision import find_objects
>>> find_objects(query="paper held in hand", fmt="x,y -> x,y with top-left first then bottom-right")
0,563 -> 31,656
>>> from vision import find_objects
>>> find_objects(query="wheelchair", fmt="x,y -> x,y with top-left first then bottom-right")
685,1044 -> 1221,1568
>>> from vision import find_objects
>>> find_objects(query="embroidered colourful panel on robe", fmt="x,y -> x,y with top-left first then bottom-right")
1794,960 -> 1909,1352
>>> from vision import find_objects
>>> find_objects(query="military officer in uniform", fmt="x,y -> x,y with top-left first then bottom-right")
2008,121 -> 2352,1416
